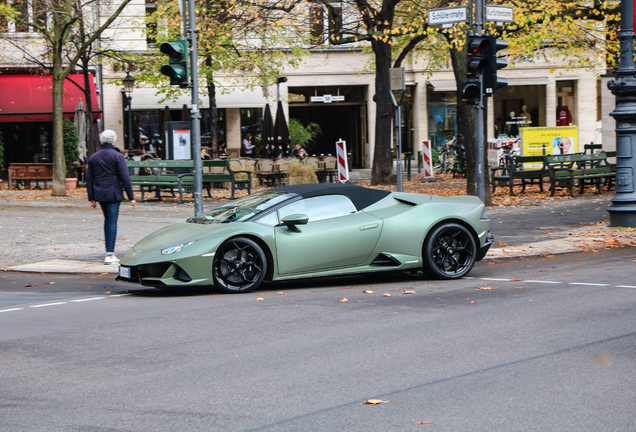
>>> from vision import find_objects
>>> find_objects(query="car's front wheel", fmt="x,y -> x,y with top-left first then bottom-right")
212,237 -> 267,293
422,223 -> 477,279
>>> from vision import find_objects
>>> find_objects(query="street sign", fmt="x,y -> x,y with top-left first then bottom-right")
428,6 -> 468,26
485,5 -> 514,22
310,95 -> 345,103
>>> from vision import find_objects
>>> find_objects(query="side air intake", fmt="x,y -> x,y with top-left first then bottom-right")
370,253 -> 401,267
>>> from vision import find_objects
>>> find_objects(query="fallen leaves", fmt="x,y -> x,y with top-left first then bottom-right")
476,287 -> 493,290
339,298 -> 349,302
364,399 -> 389,404
417,421 -> 437,425
256,298 -> 264,301
45,282 -> 55,285
362,290 -> 374,294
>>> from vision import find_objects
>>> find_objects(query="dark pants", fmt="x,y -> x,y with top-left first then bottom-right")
99,201 -> 121,254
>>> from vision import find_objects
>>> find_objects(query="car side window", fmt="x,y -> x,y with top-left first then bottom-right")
278,195 -> 356,223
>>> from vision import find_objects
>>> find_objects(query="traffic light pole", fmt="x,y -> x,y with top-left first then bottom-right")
187,0 -> 203,216
473,0 -> 485,202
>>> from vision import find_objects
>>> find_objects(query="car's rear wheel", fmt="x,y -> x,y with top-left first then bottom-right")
212,237 -> 267,293
422,223 -> 476,279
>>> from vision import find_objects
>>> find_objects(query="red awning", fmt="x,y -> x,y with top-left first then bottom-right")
0,73 -> 101,122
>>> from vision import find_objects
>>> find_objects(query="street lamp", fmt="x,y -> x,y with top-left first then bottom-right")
123,72 -> 135,160
607,0 -> 636,227
276,74 -> 287,101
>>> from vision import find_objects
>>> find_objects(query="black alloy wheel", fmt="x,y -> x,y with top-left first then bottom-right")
212,237 -> 267,293
422,223 -> 477,279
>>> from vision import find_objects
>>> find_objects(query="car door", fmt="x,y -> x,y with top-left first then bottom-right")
274,195 -> 383,275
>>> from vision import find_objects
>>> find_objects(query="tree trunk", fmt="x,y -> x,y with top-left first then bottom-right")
51,43 -> 67,196
370,40 -> 395,185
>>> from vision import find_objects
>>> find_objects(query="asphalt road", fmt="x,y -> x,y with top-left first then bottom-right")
1,246 -> 635,431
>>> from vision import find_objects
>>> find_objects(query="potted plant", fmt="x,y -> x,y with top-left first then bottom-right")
0,130 -> 4,190
63,118 -> 80,190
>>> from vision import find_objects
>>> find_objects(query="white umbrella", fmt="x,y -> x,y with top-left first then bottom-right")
74,100 -> 87,162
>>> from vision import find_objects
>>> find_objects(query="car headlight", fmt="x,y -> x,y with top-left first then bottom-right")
161,241 -> 195,255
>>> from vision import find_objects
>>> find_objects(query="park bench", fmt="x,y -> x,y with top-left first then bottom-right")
127,159 -> 251,203
545,152 -> 615,196
491,155 -> 548,195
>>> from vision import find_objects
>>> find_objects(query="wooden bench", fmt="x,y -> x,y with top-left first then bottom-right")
127,159 -> 251,203
491,155 -> 548,195
545,152 -> 615,196
8,163 -> 53,189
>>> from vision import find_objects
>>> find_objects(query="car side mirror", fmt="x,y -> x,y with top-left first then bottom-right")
281,214 -> 309,232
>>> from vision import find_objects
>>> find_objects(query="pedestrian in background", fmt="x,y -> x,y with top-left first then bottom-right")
86,130 -> 136,265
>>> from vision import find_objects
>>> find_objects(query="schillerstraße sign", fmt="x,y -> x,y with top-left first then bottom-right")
428,6 -> 468,26
486,5 -> 514,22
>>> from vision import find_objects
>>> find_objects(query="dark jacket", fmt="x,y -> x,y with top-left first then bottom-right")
86,143 -> 135,202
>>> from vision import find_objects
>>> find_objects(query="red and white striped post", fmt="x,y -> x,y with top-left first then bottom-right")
422,140 -> 433,178
335,139 -> 349,183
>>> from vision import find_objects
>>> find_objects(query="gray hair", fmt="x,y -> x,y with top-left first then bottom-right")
100,130 -> 117,144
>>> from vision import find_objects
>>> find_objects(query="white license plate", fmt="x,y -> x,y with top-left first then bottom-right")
119,266 -> 131,278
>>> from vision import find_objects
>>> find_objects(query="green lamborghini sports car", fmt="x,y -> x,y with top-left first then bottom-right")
117,183 -> 493,293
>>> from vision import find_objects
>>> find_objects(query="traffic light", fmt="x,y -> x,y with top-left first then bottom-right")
160,39 -> 189,88
466,36 -> 491,79
460,35 -> 490,104
461,79 -> 481,104
483,36 -> 508,96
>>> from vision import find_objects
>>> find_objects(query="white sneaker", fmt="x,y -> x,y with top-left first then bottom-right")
105,254 -> 120,265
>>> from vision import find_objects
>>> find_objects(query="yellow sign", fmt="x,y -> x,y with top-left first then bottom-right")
520,126 -> 578,169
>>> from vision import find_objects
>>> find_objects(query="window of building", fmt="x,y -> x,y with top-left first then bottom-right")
1,0 -> 47,33
240,108 -> 262,139
308,1 -> 342,45
556,80 -> 577,126
145,0 -> 157,48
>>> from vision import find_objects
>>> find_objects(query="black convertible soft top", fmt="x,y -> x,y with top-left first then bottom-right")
271,183 -> 391,211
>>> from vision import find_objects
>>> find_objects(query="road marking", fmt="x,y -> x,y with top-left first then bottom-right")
0,308 -> 24,313
568,282 -> 610,287
520,280 -> 562,284
480,278 -> 511,281
108,294 -> 131,297
70,297 -> 107,302
617,285 -> 636,289
29,302 -> 67,308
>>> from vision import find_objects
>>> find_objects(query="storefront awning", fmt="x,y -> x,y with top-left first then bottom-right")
428,77 -> 549,92
0,73 -> 101,122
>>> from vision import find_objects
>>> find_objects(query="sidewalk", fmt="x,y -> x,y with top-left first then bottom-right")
0,182 -> 634,274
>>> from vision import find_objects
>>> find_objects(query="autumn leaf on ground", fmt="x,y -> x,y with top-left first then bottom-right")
403,290 -> 416,294
515,286 -> 526,289
364,399 -> 389,404
512,278 -> 522,281
362,290 -> 374,293
63,254 -> 73,257
264,306 -> 274,309
393,306 -> 406,309
498,243 -> 508,246
24,284 -> 35,287
277,292 -> 286,295
383,293 -> 391,297
45,282 -> 55,285
470,300 -> 479,303
256,298 -> 264,301
339,298 -> 349,302
417,421 -> 437,425
488,262 -> 497,265
284,298 -> 292,301
476,287 -> 493,290
83,286 -> 92,289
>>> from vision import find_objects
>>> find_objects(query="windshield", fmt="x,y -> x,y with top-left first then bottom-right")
190,191 -> 296,224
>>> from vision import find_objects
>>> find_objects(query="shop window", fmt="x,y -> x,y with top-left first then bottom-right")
426,86 -> 457,151
240,108 -> 263,139
556,80 -> 576,126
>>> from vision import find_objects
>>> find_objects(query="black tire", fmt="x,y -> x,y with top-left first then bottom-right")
422,223 -> 477,279
212,237 -> 267,293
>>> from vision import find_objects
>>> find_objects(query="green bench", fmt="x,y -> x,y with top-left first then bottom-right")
545,152 -> 615,196
491,155 -> 548,195
127,159 -> 251,203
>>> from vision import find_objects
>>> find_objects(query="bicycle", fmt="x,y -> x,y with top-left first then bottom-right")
497,138 -> 520,175
450,142 -> 466,178
434,138 -> 456,174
